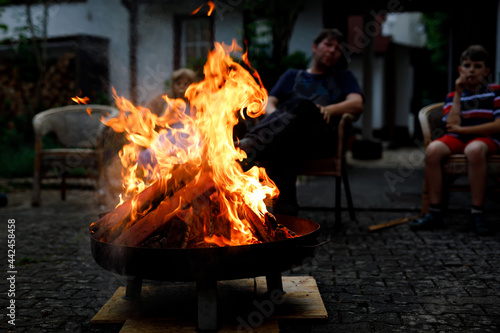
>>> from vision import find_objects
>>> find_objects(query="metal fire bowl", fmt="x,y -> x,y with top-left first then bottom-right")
90,215 -> 320,282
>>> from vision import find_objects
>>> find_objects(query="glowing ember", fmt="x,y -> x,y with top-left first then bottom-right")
90,40 -> 296,248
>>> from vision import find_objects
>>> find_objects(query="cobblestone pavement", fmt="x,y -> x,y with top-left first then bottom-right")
1,158 -> 500,332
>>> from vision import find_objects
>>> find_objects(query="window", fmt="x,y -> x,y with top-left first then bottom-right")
174,16 -> 213,70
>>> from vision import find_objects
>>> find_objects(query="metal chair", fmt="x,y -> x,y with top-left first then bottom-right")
418,102 -> 500,214
31,104 -> 119,206
296,113 -> 357,230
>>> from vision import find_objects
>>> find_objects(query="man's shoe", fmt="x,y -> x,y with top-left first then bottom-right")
409,213 -> 444,231
472,214 -> 491,236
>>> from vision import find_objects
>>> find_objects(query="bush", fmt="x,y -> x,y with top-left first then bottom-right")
0,124 -> 35,178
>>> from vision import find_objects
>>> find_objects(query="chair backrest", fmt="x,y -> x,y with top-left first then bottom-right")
296,113 -> 356,176
33,105 -> 119,149
418,102 -> 445,147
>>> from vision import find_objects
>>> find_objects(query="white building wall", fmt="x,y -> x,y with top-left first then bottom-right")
288,0 -> 323,62
134,2 -> 245,105
136,4 -> 175,106
349,56 -> 385,133
371,56 -> 385,130
394,45 -> 413,129
213,5 -> 244,47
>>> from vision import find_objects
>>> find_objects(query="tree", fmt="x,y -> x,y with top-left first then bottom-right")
243,0 -> 309,89
16,0 -> 50,116
0,1 -> 53,177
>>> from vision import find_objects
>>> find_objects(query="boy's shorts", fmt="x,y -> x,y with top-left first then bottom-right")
436,134 -> 500,154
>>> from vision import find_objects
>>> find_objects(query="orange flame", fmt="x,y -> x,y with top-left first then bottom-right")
191,1 -> 215,16
102,40 -> 280,246
71,96 -> 89,104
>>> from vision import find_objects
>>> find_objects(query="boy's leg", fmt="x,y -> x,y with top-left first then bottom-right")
410,139 -> 453,231
424,140 -> 452,205
464,139 -> 494,235
464,140 -> 490,207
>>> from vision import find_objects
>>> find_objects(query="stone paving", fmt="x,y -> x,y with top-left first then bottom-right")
1,148 -> 500,332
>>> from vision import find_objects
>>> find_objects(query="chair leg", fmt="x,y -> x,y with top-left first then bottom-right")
341,165 -> 356,221
32,155 -> 42,206
442,174 -> 459,214
442,174 -> 452,214
334,175 -> 342,230
61,173 -> 67,201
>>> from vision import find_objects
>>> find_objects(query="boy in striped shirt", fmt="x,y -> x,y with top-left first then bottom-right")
410,45 -> 500,235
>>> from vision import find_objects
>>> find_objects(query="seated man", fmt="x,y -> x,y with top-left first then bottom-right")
410,45 -> 500,235
237,28 -> 364,215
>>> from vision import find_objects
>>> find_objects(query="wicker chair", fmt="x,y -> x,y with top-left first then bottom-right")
31,105 -> 119,206
296,113 -> 357,230
418,102 -> 500,214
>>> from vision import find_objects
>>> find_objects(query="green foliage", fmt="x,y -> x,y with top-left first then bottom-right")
0,119 -> 35,178
281,51 -> 310,70
243,1 -> 309,89
422,12 -> 451,74
186,56 -> 208,80
250,50 -> 310,90
93,91 -> 111,106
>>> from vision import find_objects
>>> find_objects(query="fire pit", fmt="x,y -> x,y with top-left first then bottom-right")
90,215 -> 320,330
85,40 -> 323,331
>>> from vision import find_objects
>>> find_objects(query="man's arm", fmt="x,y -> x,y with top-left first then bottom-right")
318,93 -> 363,124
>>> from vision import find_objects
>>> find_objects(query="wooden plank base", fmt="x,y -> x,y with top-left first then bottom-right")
91,275 -> 327,332
120,318 -> 279,333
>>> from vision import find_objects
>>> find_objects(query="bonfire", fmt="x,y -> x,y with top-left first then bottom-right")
88,41 -> 296,249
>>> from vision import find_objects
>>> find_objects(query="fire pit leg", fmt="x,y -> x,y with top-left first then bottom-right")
266,272 -> 284,294
196,279 -> 218,331
123,276 -> 142,301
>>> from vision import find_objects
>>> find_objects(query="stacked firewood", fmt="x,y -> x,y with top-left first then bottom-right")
90,164 -> 296,249
0,52 -> 77,119
40,53 -> 77,107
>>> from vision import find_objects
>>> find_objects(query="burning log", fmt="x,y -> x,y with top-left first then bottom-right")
90,163 -> 198,242
91,170 -> 298,248
140,217 -> 191,249
204,191 -> 232,242
186,206 -> 210,248
90,180 -> 165,242
241,205 -> 275,243
91,176 -> 296,249
112,172 -> 215,247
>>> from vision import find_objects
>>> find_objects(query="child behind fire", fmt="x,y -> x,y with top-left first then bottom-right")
147,68 -> 197,117
138,68 -> 197,173
409,45 -> 500,235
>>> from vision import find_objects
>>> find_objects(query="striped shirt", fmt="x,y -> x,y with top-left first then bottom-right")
442,84 -> 500,144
